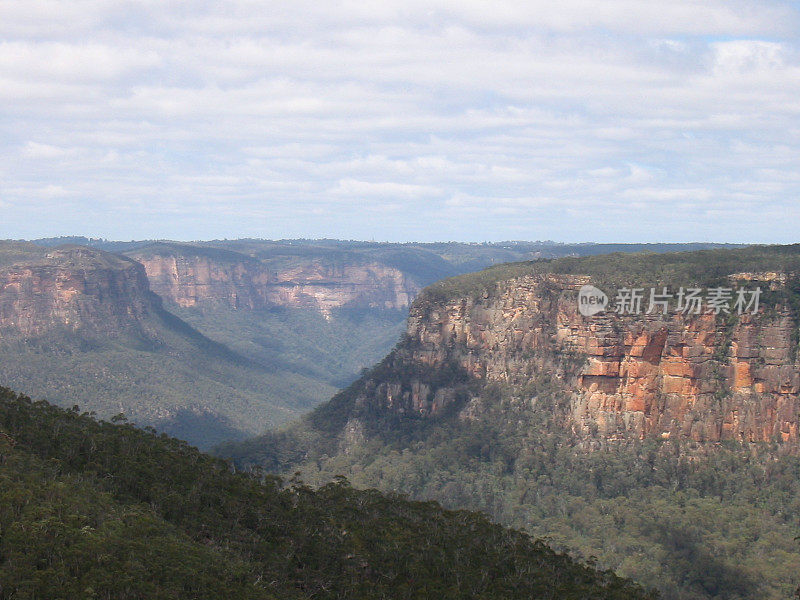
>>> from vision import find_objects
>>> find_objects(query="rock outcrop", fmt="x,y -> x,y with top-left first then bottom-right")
359,274 -> 800,445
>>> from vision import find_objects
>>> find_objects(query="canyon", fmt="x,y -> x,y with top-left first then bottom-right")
229,246 -> 800,470
4,240 -> 797,600
0,242 -> 329,448
0,239 -> 780,452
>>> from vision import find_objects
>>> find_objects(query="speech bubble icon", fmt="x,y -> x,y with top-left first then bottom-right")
578,285 -> 608,317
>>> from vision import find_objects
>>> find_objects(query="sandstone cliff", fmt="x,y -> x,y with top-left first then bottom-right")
127,245 -> 421,317
350,268 -> 800,445
0,246 -> 158,339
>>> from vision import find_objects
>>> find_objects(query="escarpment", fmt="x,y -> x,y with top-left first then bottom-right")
128,246 -> 421,317
0,246 -> 159,339
350,270 -> 800,445
127,250 -> 273,310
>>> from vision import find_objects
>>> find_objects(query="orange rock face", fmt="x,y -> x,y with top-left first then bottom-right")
130,253 -> 273,310
380,275 -> 800,445
0,248 -> 158,339
129,252 -> 421,317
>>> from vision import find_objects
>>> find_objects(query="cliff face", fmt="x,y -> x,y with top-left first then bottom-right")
0,247 -> 158,339
129,250 -> 421,316
266,262 -> 418,315
359,274 -> 800,445
129,253 -> 272,311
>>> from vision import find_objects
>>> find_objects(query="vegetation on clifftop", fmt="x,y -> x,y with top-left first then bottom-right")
419,244 -> 800,305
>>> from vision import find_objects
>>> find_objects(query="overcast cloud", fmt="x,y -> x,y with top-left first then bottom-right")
1,1 -> 798,242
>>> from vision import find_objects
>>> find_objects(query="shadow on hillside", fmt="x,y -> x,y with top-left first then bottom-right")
152,409 -> 250,451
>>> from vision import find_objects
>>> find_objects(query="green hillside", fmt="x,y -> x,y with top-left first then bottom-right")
0,321 -> 332,449
420,243 -> 800,304
168,304 -> 407,389
0,387 -> 656,600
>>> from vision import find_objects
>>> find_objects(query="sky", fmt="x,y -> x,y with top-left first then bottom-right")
1,1 -> 799,243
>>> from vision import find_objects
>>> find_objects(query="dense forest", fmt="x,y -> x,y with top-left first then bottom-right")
0,315 -> 327,450
0,387 -> 656,599
254,393 -> 800,599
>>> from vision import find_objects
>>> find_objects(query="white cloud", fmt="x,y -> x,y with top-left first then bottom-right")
21,142 -> 74,159
331,179 -> 441,198
711,40 -> 786,73
0,1 -> 798,242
